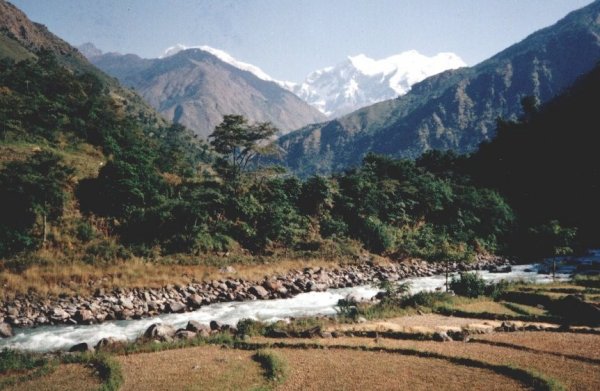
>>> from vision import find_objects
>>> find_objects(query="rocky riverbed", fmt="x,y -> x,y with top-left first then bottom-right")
0,255 -> 511,338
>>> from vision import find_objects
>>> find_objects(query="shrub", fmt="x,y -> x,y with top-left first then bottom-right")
336,295 -> 360,321
236,318 -> 267,337
450,272 -> 486,298
401,291 -> 451,308
253,349 -> 288,383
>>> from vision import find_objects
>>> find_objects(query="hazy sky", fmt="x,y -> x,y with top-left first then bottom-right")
11,0 -> 594,81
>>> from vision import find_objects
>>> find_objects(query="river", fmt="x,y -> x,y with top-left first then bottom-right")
0,264 -> 571,352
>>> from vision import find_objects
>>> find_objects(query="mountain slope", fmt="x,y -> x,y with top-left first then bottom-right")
279,0 -> 600,176
467,62 -> 600,250
0,0 -> 167,133
287,51 -> 466,118
84,45 -> 326,138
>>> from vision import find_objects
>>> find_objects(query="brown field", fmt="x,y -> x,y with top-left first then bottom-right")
261,332 -> 600,391
1,364 -> 100,391
450,299 -> 519,316
4,329 -> 600,390
475,331 -> 600,361
274,347 -> 526,391
116,345 -> 266,391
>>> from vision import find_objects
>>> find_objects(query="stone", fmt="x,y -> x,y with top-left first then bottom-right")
186,320 -> 210,333
249,285 -> 269,299
51,307 -> 70,321
267,328 -> 290,338
69,342 -> 94,352
300,326 -> 322,338
0,322 -> 13,338
144,323 -> 176,340
501,321 -> 518,332
75,309 -> 94,324
119,298 -> 134,310
187,294 -> 203,308
95,337 -> 121,350
167,301 -> 186,313
175,329 -> 197,340
433,331 -> 453,342
263,280 -> 282,292
210,320 -> 224,331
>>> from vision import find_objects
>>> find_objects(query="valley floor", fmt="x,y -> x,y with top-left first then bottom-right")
2,325 -> 599,391
2,277 -> 599,390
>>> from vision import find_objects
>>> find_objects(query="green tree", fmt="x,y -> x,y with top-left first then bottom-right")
208,114 -> 277,187
0,151 -> 73,255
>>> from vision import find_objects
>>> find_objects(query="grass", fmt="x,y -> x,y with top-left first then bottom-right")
0,254 -> 370,298
252,349 -> 288,384
0,349 -> 55,390
236,341 -> 562,391
282,335 -> 591,391
116,345 -> 265,391
61,353 -> 124,391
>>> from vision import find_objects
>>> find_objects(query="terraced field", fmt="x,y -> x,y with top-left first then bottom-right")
2,278 -> 598,390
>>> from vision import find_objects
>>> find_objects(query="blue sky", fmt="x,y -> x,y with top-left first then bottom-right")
11,0 -> 594,81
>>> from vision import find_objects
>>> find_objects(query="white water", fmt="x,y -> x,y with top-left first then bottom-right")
0,264 -> 570,352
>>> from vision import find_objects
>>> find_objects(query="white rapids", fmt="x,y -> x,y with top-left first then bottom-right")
0,264 -> 570,352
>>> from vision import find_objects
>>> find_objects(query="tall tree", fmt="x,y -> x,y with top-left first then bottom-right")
0,151 -> 73,255
208,115 -> 277,187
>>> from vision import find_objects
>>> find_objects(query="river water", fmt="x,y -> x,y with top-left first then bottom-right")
0,264 -> 571,352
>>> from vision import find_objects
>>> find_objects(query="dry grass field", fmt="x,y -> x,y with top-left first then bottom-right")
116,345 -> 266,391
1,364 -> 100,391
274,347 -> 526,391
2,328 -> 599,390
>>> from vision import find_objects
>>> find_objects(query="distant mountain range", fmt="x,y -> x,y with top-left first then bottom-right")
278,0 -> 600,176
286,51 -> 466,118
81,44 -> 326,138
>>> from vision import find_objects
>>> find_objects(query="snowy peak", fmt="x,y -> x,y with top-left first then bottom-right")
159,44 -> 465,119
292,50 -> 466,117
161,44 -> 276,82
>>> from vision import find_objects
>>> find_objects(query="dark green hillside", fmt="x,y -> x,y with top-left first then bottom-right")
467,63 -> 600,254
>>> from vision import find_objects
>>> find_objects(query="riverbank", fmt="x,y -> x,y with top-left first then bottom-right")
0,255 -> 511,332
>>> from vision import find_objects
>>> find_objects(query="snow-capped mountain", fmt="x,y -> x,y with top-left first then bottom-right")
161,45 -> 466,119
288,50 -> 466,118
161,44 -> 276,82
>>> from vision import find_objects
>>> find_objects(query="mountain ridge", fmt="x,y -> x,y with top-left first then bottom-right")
83,44 -> 326,138
278,0 -> 600,176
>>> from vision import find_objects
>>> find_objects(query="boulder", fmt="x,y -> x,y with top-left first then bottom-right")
175,329 -> 197,340
95,337 -> 121,350
210,320 -> 224,331
75,309 -> 94,324
187,294 -> 204,308
266,328 -> 290,338
144,323 -> 176,340
0,322 -> 13,338
167,301 -> 186,313
51,307 -> 70,320
69,342 -> 94,352
186,320 -> 210,333
433,331 -> 453,342
300,326 -> 322,338
249,285 -> 269,299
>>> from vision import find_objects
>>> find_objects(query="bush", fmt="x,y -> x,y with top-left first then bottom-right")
84,240 -> 131,264
450,272 -> 486,298
336,295 -> 360,321
236,318 -> 267,337
401,291 -> 451,308
485,280 -> 510,300
253,349 -> 288,383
